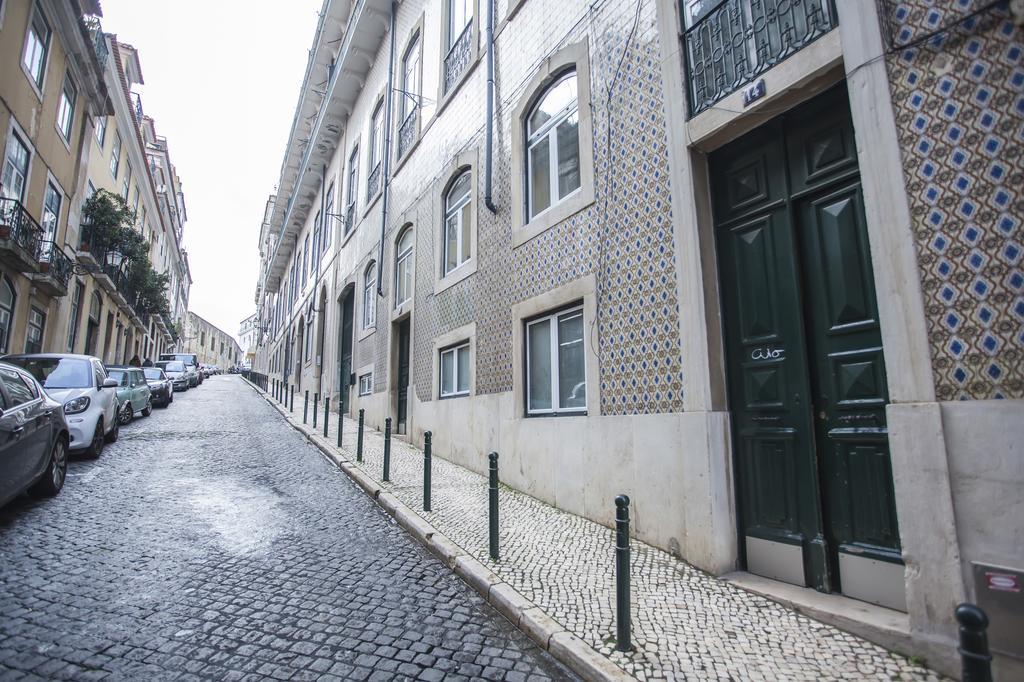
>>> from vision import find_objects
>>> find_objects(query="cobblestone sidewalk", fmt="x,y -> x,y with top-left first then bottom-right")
258,386 -> 941,681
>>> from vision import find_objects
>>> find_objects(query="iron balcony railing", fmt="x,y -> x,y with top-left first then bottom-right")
78,222 -> 110,264
443,22 -> 472,95
83,16 -> 108,70
344,201 -> 355,235
683,0 -> 837,116
0,198 -> 43,264
397,110 -> 418,160
36,241 -> 73,289
366,164 -> 382,203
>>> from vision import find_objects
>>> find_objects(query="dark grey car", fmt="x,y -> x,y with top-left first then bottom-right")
0,361 -> 70,507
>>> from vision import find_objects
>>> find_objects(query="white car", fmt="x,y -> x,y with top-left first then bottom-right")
2,354 -> 119,458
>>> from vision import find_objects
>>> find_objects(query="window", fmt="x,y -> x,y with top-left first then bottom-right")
362,261 -> 376,329
304,317 -> 313,361
200,331 -> 206,347
95,116 -> 107,147
41,180 -> 61,250
0,277 -> 15,353
448,0 -> 472,50
25,306 -> 45,354
525,305 -> 585,415
439,341 -> 470,398
369,102 -> 384,170
323,182 -> 334,249
0,368 -> 34,407
443,171 -> 472,276
67,281 -> 83,352
301,235 -> 309,286
22,4 -> 51,89
400,35 -> 421,122
122,161 -> 132,200
1,131 -> 30,202
57,73 -> 77,142
526,71 -> 580,220
110,133 -> 121,177
132,187 -> 140,216
394,228 -> 413,308
345,147 -> 359,233
311,211 -> 321,269
358,372 -> 373,396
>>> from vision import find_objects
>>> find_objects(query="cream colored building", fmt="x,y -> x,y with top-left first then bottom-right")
249,0 -> 1021,676
183,311 -> 241,369
0,0 -> 109,357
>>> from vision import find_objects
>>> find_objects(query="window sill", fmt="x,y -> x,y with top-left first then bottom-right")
391,299 -> 412,322
439,392 -> 470,400
435,258 -> 477,295
362,189 -> 382,220
54,124 -> 72,154
357,323 -> 376,342
523,410 -> 588,419
20,65 -> 44,103
433,51 -> 481,121
513,186 -> 594,249
392,118 -> 422,177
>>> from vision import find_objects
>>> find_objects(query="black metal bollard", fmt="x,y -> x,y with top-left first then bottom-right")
488,452 -> 499,561
615,495 -> 632,652
337,400 -> 343,447
423,432 -> 432,512
313,393 -> 319,428
357,409 -> 364,462
956,604 -> 993,682
323,398 -> 329,437
303,390 -> 309,424
290,385 -> 295,412
383,418 -> 392,481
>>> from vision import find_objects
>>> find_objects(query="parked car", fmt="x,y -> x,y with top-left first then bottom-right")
156,360 -> 189,392
2,354 -> 119,457
142,367 -> 174,407
106,366 -> 153,424
0,361 -> 71,506
159,353 -> 202,386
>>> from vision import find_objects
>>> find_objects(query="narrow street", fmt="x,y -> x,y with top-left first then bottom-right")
0,376 -> 574,681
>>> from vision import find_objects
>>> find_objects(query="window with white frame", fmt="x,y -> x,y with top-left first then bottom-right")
367,102 -> 384,201
95,115 -> 107,147
1,131 -> 30,202
525,304 -> 586,415
526,71 -> 580,221
110,133 -> 121,177
56,73 -> 77,142
122,161 -> 132,200
439,341 -> 470,398
22,4 -> 51,89
67,281 -> 83,352
394,228 -> 413,308
359,372 -> 373,396
301,234 -> 309,285
448,0 -> 472,50
0,276 -> 15,354
41,180 -> 61,245
400,35 -> 421,122
323,182 -> 334,249
442,171 -> 472,276
345,146 -> 359,233
311,210 -> 321,269
25,306 -> 45,354
362,261 -> 376,329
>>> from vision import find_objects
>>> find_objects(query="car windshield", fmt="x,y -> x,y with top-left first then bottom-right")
5,357 -> 92,389
107,370 -> 129,386
143,368 -> 165,380
157,361 -> 185,372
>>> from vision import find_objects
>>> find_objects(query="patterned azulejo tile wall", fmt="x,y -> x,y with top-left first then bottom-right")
884,0 -> 1023,399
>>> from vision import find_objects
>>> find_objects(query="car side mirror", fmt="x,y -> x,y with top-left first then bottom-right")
102,378 -> 118,389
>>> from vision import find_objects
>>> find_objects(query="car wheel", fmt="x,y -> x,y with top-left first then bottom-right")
29,437 -> 68,497
119,402 -> 133,425
104,416 -> 120,443
142,398 -> 152,417
85,420 -> 105,459
168,392 -> 174,404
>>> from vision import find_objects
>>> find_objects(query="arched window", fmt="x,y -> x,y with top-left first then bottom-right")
0,276 -> 15,353
443,171 -> 472,276
526,71 -> 580,220
362,261 -> 376,329
394,228 -> 413,308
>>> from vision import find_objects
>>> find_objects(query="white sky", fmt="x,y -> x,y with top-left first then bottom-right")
99,0 -> 324,344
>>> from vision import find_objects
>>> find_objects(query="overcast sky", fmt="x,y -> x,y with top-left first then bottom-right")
99,0 -> 323,344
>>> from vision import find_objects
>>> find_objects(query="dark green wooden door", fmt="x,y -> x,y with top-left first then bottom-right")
338,291 -> 354,415
396,318 -> 411,434
712,85 -> 902,604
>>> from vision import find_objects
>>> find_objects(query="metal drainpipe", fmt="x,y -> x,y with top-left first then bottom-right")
376,2 -> 398,297
318,163 -> 327,399
484,0 -> 497,213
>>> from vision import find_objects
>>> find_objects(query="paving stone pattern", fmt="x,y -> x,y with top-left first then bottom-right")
289,389 -> 944,681
0,376 -> 575,681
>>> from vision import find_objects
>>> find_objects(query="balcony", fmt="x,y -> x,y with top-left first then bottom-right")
0,198 -> 43,273
683,0 -> 837,116
32,242 -> 73,297
366,164 -> 381,204
443,23 -> 472,95
83,16 -> 108,71
397,111 -> 418,160
77,222 -> 107,269
344,202 -> 355,236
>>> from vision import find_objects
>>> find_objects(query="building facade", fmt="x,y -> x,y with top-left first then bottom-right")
0,1 -> 190,366
238,311 -> 257,366
0,0 -> 109,357
250,0 -> 1022,675
183,311 -> 240,368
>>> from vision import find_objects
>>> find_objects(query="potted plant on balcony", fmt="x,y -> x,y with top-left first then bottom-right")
80,190 -> 135,255
0,200 -> 18,240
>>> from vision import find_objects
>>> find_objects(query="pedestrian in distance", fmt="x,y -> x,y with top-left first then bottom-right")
129,354 -> 141,367
142,358 -> 154,367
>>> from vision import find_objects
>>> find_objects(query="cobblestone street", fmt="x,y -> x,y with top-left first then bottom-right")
0,376 -> 574,681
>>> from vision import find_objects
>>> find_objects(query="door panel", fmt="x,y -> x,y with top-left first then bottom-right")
396,319 -> 410,434
713,84 -> 902,604
339,292 -> 354,415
